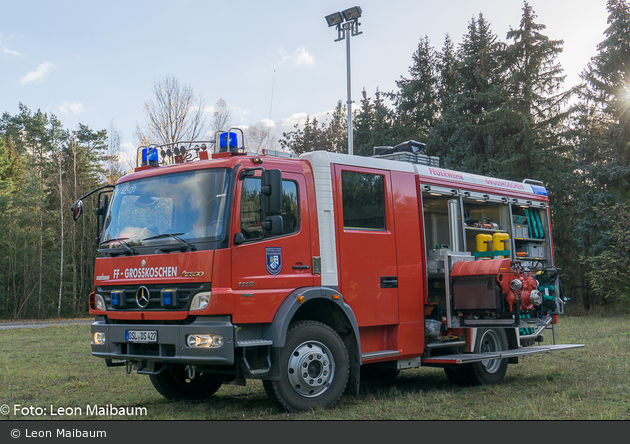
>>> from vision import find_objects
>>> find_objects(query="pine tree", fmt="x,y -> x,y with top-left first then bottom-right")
498,1 -> 571,181
430,14 -> 508,174
569,0 -> 630,308
390,36 -> 440,142
353,88 -> 395,157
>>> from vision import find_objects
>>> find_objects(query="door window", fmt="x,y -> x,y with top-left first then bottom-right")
341,171 -> 386,230
240,177 -> 299,240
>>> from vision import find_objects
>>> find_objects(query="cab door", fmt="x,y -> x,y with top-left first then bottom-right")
333,165 -> 399,326
231,170 -> 313,324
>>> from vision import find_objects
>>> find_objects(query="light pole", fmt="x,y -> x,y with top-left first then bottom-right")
325,6 -> 362,156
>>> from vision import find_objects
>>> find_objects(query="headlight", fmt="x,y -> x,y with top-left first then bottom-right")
94,294 -> 107,311
186,334 -> 223,348
190,292 -> 211,311
92,332 -> 106,345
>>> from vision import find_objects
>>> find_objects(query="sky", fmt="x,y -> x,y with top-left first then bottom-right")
0,0 -> 611,164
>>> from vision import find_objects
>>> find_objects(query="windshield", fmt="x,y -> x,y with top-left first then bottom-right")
101,168 -> 231,249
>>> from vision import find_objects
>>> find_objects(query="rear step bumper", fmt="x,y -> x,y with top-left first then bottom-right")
421,343 -> 585,366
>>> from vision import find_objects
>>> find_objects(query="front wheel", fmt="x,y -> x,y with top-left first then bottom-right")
149,364 -> 222,400
263,321 -> 349,413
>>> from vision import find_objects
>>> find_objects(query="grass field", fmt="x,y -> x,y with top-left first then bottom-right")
0,314 -> 628,420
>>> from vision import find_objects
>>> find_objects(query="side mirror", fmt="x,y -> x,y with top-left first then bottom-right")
71,200 -> 83,222
262,215 -> 284,236
261,169 -> 282,216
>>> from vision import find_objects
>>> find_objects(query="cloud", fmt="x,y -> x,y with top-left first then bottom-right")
20,62 -> 54,85
278,46 -> 315,66
258,119 -> 276,128
1,47 -> 21,56
279,112 -> 309,128
294,46 -> 314,66
279,109 -> 335,129
0,35 -> 22,57
59,101 -> 86,115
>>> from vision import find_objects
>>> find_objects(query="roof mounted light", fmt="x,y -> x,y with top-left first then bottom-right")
219,132 -> 238,152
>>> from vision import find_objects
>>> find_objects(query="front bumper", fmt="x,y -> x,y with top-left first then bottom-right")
91,316 -> 234,365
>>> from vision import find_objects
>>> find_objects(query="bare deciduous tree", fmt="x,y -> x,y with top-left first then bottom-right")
134,76 -> 208,147
244,124 -> 279,154
212,98 -> 232,136
104,120 -> 125,183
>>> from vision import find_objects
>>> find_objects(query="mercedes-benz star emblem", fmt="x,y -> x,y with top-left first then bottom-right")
136,286 -> 150,308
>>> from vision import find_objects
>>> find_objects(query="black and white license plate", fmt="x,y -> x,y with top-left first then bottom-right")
125,330 -> 157,343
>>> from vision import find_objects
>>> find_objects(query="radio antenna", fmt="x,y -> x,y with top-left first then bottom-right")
268,70 -> 276,122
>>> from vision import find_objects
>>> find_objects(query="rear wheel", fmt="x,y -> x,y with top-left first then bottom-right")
149,364 -> 222,400
444,328 -> 508,386
264,321 -> 349,413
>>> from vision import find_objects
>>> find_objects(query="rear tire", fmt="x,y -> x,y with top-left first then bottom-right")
264,321 -> 349,413
444,328 -> 508,386
149,364 -> 222,400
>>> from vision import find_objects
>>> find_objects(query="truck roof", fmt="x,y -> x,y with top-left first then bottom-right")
123,148 -> 548,201
300,151 -> 548,201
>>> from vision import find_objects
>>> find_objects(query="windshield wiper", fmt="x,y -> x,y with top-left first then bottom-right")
142,233 -> 196,252
99,237 -> 138,255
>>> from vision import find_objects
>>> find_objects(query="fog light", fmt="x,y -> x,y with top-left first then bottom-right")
190,292 -> 211,311
93,332 -> 106,345
94,294 -> 107,311
186,334 -> 223,348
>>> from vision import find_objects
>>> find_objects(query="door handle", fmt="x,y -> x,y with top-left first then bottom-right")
292,264 -> 311,270
380,276 -> 398,288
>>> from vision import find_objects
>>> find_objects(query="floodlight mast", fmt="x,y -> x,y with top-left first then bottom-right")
325,6 -> 362,156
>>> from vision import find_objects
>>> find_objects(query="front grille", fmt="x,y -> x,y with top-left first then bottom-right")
97,283 -> 209,311
118,343 -> 176,358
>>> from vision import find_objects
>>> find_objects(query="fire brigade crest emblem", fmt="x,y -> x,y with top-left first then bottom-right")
266,247 -> 282,275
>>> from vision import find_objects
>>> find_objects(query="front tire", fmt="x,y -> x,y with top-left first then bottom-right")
264,321 -> 349,413
149,364 -> 222,400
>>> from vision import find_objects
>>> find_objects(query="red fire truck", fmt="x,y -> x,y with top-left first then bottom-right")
72,133 -> 583,413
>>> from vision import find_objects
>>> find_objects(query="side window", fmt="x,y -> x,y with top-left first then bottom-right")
240,177 -> 299,240
341,171 -> 386,230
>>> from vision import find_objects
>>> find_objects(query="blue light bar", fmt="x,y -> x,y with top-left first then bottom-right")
219,132 -> 238,152
141,147 -> 159,166
111,290 -> 125,308
531,185 -> 548,196
161,288 -> 178,308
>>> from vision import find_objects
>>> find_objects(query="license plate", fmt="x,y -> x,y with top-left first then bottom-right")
126,330 -> 157,343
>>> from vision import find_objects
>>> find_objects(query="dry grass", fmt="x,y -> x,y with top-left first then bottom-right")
0,314 -> 627,420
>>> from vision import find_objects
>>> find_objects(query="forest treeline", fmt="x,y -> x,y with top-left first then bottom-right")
1,1 -> 629,319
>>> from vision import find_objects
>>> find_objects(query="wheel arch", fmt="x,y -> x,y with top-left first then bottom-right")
263,287 -> 361,395
265,287 -> 360,352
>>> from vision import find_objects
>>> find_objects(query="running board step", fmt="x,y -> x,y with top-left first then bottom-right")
421,343 -> 584,366
362,350 -> 400,360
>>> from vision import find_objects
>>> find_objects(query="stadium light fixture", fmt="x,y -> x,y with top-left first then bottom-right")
325,6 -> 363,156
